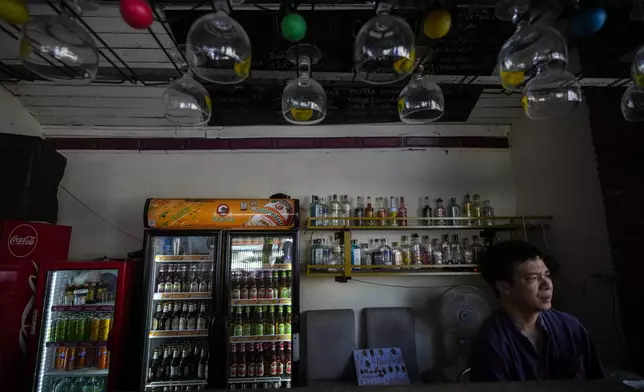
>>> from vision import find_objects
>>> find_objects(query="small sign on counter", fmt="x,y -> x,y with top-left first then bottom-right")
353,347 -> 410,386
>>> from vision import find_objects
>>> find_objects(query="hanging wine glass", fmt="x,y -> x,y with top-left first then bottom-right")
495,0 -> 530,22
281,44 -> 326,125
621,87 -> 644,122
632,46 -> 644,91
20,0 -> 99,84
163,45 -> 212,126
354,2 -> 415,85
397,66 -> 444,124
498,21 -> 568,91
186,0 -> 251,84
522,68 -> 582,120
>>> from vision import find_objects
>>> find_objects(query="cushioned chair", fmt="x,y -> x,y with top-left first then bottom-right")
303,309 -> 356,384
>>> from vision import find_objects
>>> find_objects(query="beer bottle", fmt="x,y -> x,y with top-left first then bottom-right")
241,306 -> 251,336
255,344 -> 265,377
285,306 -> 292,335
190,264 -> 199,293
240,274 -> 249,299
157,266 -> 167,293
148,349 -> 160,382
246,343 -> 256,378
276,306 -> 285,335
285,342 -> 292,376
198,348 -> 207,380
268,343 -> 278,376
265,306 -> 276,336
170,348 -> 181,381
231,273 -> 241,300
197,302 -> 208,330
233,307 -> 243,336
198,265 -> 208,292
189,343 -> 200,378
272,272 -> 279,299
179,303 -> 189,331
161,348 -> 172,381
173,268 -> 182,293
257,272 -> 266,299
179,265 -> 189,293
265,271 -> 274,299
237,343 -> 247,378
229,344 -> 237,378
170,303 -> 181,330
277,343 -> 285,375
255,307 -> 265,336
262,236 -> 272,265
179,348 -> 190,380
187,303 -> 198,330
152,304 -> 163,331
161,304 -> 171,331
249,273 -> 258,299
278,272 -> 287,299
164,265 -> 175,293
285,271 -> 292,298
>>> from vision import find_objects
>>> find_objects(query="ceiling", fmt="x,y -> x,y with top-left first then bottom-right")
0,0 -> 639,131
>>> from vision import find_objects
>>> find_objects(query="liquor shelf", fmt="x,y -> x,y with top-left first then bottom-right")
44,369 -> 109,377
153,293 -> 212,300
51,304 -> 115,312
149,330 -> 209,338
228,377 -> 291,384
230,335 -> 291,343
305,216 -> 551,231
45,341 -> 107,348
145,380 -> 207,388
155,255 -> 214,262
231,299 -> 291,306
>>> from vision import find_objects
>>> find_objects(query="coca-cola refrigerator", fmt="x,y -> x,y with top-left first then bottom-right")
139,198 -> 300,391
0,220 -> 71,392
31,260 -> 140,392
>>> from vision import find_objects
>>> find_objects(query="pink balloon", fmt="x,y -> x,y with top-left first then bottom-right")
120,0 -> 153,30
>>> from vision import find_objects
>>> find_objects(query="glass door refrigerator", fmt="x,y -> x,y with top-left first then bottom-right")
31,260 -> 139,392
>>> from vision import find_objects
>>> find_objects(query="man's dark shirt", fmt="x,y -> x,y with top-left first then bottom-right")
471,309 -> 604,381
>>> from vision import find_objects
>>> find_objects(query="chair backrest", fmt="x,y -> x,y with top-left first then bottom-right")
363,307 -> 418,377
303,309 -> 356,382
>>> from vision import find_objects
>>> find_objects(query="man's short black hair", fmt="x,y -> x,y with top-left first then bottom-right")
479,240 -> 544,296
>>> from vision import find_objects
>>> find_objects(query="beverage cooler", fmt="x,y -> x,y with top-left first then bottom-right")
31,260 -> 138,392
141,199 -> 300,392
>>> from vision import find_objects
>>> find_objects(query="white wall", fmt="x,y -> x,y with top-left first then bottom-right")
510,107 -> 622,366
57,147 -> 515,373
0,85 -> 43,137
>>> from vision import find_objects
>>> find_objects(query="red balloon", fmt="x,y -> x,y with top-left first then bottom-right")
120,0 -> 153,30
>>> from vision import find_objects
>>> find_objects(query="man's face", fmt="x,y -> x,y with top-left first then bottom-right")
498,258 -> 553,312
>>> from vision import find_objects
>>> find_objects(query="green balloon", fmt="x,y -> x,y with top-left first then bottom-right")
281,13 -> 307,42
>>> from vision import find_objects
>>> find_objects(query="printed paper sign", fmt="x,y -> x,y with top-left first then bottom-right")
353,347 -> 410,386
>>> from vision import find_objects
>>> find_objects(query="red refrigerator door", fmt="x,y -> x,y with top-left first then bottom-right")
0,220 -> 71,392
31,261 -> 135,392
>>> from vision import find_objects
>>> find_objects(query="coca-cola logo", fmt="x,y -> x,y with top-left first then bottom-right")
8,224 -> 38,258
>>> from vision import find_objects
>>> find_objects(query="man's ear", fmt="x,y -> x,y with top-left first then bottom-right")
496,280 -> 512,296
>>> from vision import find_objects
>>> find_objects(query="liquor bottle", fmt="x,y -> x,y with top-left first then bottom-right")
265,306 -> 276,335
285,306 -> 292,335
391,241 -> 402,266
190,264 -> 199,293
435,198 -> 447,226
448,197 -> 461,226
198,348 -> 207,380
229,344 -> 237,378
241,306 -> 251,336
152,304 -> 163,330
276,305 -> 286,335
472,235 -> 484,263
422,197 -> 432,226
249,272 -> 258,299
148,349 -> 161,382
371,239 -> 382,265
482,200 -> 495,226
170,348 -> 181,381
170,302 -> 181,330
268,343 -> 278,376
351,240 -> 361,267
277,342 -> 285,375
179,348 -> 190,380
331,235 -> 343,265
379,239 -> 393,266
398,197 -> 408,226
257,271 -> 266,299
255,343 -> 265,377
311,239 -> 323,266
231,273 -> 241,300
309,195 -> 322,226
329,194 -> 341,226
197,302 -> 208,330
246,343 -> 256,378
354,196 -> 364,226
340,195 -> 352,226
233,307 -> 243,336
388,196 -> 398,227
410,234 -> 423,265
399,235 -> 412,265
164,265 -> 175,293
199,265 -> 209,292
265,271 -> 275,300
161,348 -> 172,381
237,343 -> 247,378
272,272 -> 280,299
472,194 -> 482,224
360,243 -> 371,265
376,197 -> 387,226
365,197 -> 374,226
179,302 -> 189,330
421,235 -> 432,264
462,194 -> 474,226
318,196 -> 329,227
452,234 -> 464,264
322,238 -> 332,264
278,272 -> 288,299
462,238 -> 474,264
285,342 -> 292,376
441,234 -> 453,264
156,266 -> 167,293
188,303 -> 198,330
432,238 -> 443,265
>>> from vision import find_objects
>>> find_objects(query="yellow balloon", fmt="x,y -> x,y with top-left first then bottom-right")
290,108 -> 313,122
234,56 -> 251,78
423,9 -> 452,39
0,0 -> 30,25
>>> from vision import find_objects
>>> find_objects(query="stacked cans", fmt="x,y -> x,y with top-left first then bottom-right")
54,346 -> 110,371
50,313 -> 112,342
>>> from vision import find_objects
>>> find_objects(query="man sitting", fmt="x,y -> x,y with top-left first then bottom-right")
471,240 -> 604,381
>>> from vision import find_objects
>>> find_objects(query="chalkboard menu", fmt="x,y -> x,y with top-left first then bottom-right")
206,81 -> 482,126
